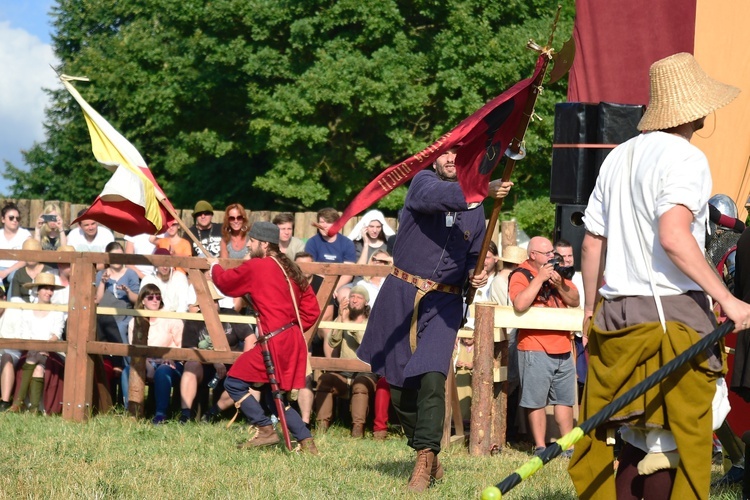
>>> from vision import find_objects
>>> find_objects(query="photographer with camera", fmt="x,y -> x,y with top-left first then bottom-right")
509,236 -> 579,458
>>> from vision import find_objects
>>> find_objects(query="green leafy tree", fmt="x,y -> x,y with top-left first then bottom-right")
6,0 -> 574,218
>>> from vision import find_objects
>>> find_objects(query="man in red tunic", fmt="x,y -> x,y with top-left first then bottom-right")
209,222 -> 320,453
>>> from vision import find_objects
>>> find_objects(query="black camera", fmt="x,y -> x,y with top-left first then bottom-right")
547,253 -> 575,280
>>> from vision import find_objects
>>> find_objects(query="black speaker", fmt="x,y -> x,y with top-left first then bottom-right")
550,102 -> 645,205
550,103 -> 598,205
554,204 -> 587,272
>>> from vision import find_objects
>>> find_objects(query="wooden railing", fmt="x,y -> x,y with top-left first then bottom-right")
0,248 -> 582,457
0,249 -> 387,421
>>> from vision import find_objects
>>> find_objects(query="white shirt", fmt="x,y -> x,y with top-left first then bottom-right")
67,226 -> 115,252
0,227 -> 31,268
124,233 -> 156,276
584,132 -> 711,298
141,270 -> 190,312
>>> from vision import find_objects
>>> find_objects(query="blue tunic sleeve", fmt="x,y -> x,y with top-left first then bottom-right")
405,170 -> 470,214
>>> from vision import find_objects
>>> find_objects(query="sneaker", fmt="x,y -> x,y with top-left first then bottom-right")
0,400 -> 10,412
178,413 -> 190,424
533,446 -> 546,457
152,415 -> 167,425
712,464 -> 744,487
561,449 -> 574,459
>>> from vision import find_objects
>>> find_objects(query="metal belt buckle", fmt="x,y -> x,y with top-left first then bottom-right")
420,280 -> 433,292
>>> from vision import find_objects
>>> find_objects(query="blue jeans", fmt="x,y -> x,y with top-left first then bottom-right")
153,362 -> 184,418
224,376 -> 311,441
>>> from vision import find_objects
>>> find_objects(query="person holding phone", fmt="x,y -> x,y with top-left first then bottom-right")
33,203 -> 67,251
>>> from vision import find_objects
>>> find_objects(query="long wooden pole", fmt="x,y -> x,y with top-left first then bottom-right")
465,52 -> 553,306
157,195 -> 212,258
465,8 -> 562,306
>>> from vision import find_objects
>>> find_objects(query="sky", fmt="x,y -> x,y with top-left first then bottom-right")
0,1 -> 60,196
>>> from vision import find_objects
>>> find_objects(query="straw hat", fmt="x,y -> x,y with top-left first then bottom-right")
501,245 -> 527,264
22,238 -> 42,251
23,272 -> 65,290
637,53 -> 740,132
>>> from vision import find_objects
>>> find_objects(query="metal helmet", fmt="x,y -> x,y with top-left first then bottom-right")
708,193 -> 739,235
709,194 -> 739,218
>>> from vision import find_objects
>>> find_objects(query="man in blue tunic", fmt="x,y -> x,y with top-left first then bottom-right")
357,148 -> 511,492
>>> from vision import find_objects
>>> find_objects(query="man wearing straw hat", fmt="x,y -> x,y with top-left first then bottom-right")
571,53 -> 750,499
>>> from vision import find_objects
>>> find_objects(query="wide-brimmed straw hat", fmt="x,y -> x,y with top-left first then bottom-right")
23,272 -> 65,290
501,245 -> 527,264
637,53 -> 740,132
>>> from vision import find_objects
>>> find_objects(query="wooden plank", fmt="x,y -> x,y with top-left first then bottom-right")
302,212 -> 317,239
128,311 -> 148,417
61,255 -> 97,422
87,342 -> 242,363
294,212 -> 307,239
15,198 -> 30,227
470,303 -> 494,456
501,220 -> 517,247
304,274 -> 338,345
309,357 -> 371,372
491,339 -> 509,451
187,269 -> 231,352
29,199 -> 44,225
297,262 -> 391,277
494,305 -> 584,331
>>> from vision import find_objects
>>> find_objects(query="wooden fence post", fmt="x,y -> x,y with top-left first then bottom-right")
491,327 -> 509,451
61,253 -> 97,422
469,303 -> 495,455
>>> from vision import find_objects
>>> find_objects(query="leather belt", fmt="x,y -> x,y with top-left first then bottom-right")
391,267 -> 462,353
258,321 -> 296,344
391,267 -> 462,295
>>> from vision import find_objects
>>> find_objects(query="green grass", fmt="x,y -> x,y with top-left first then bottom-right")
0,412 -> 742,499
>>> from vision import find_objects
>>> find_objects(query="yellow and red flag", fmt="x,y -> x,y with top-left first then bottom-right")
61,75 -> 175,235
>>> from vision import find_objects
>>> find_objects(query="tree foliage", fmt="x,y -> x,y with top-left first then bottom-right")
6,0 -> 574,219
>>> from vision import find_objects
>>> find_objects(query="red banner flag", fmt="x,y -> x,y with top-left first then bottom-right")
328,56 -> 545,236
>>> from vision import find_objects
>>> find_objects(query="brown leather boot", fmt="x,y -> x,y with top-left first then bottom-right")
237,425 -> 280,449
431,454 -> 444,481
299,438 -> 319,456
373,430 -> 387,440
316,420 -> 329,434
407,449 -> 434,492
351,423 -> 364,438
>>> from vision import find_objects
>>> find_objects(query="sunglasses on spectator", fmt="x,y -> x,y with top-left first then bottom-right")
228,215 -> 245,222
373,258 -> 392,265
195,212 -> 213,217
5,215 -> 18,221
144,294 -> 162,301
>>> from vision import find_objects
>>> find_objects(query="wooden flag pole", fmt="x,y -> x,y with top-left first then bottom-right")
156,193 -> 212,258
465,6 -> 566,306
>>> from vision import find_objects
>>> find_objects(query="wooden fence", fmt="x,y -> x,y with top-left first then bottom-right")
0,248 -> 579,456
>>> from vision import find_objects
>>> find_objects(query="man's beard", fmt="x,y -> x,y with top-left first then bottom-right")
435,164 -> 458,182
349,304 -> 366,318
250,247 -> 265,259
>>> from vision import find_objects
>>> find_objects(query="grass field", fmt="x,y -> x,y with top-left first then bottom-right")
0,411 -> 742,499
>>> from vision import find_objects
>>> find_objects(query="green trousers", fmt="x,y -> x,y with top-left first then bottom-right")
390,372 -> 446,454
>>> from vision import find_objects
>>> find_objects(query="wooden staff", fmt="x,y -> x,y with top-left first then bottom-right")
466,8 -> 566,306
